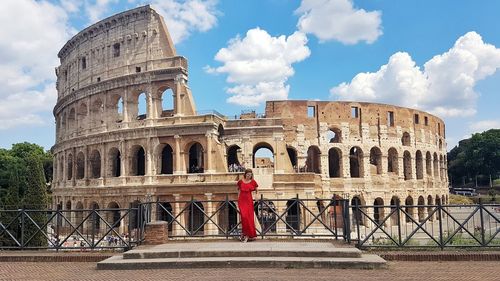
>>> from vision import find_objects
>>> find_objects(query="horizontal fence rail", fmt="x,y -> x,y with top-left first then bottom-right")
1,198 -> 499,250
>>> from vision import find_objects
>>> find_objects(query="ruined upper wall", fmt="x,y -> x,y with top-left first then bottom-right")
55,5 -> 180,100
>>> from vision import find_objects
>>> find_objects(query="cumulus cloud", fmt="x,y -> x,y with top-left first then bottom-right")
468,119 -> 500,133
206,28 -> 311,106
330,32 -> 500,117
83,0 -> 119,23
151,0 -> 219,43
0,0 -> 71,129
295,0 -> 382,44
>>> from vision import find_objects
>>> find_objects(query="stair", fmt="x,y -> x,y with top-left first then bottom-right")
97,241 -> 386,270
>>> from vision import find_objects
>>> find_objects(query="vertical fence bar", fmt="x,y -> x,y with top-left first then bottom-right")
333,198 -> 338,240
396,201 -> 402,247
478,198 -> 486,246
55,209 -> 60,252
128,203 -> 132,249
260,194 -> 264,239
190,197 -> 194,236
20,208 -> 25,249
91,206 -> 96,249
225,194 -> 229,240
344,199 -> 351,243
355,200 -> 361,248
437,200 -> 444,250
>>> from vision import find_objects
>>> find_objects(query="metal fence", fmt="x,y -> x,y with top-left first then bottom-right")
1,198 -> 499,250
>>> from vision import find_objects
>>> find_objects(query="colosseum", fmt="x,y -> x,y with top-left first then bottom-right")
51,5 -> 449,236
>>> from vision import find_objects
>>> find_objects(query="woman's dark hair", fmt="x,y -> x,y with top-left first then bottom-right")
243,168 -> 253,179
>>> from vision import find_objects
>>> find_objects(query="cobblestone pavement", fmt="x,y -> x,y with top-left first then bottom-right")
0,261 -> 498,281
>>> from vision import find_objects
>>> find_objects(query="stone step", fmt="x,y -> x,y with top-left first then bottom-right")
97,255 -> 386,270
123,242 -> 362,259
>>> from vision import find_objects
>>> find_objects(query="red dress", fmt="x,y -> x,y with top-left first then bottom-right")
237,179 -> 258,238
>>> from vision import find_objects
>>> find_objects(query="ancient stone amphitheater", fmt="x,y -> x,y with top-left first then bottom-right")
51,5 -> 449,235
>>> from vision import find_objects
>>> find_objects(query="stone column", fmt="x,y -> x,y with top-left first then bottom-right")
174,75 -> 183,116
174,135 -> 184,174
205,193 -> 217,235
122,88 -> 130,123
172,194 -> 184,236
205,133 -> 213,173
275,192 -> 286,234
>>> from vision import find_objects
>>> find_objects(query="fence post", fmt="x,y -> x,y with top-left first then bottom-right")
260,194 -> 264,238
127,203 -> 132,249
55,209 -> 60,252
20,208 -> 25,249
354,200 -> 361,248
437,200 -> 444,250
333,198 -> 338,240
343,199 -> 350,243
478,198 -> 486,246
396,200 -> 402,247
91,206 -> 96,249
225,194 -> 229,240
296,194 -> 300,235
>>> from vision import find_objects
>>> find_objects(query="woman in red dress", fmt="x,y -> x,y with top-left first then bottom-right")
237,169 -> 258,242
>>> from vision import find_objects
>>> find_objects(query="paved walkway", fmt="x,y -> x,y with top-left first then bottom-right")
0,261 -> 498,281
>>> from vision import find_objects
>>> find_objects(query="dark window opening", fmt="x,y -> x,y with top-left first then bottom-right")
113,43 -> 120,57
424,116 -> 428,126
81,57 -> 87,69
136,66 -> 141,73
351,107 -> 359,118
387,111 -> 394,126
414,114 -> 419,124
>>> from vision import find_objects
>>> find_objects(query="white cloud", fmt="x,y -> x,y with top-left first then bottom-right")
295,0 -> 382,44
84,0 -> 119,23
330,32 -> 500,117
468,119 -> 500,133
206,28 -> 311,106
0,0 -> 71,130
151,0 -> 219,43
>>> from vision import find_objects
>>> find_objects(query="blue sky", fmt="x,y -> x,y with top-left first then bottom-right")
0,0 -> 499,151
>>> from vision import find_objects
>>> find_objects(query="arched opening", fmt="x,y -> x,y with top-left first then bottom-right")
286,199 -> 301,232
131,145 -> 146,176
89,150 -> 101,179
427,195 -> 434,222
68,108 -> 76,131
136,92 -> 147,120
387,148 -> 398,175
327,127 -> 342,143
218,201 -> 238,234
433,153 -> 439,179
76,152 -> 85,179
390,196 -> 400,225
75,201 -> 84,232
117,97 -> 124,122
435,195 -> 441,221
108,148 -> 121,177
157,202 -> 173,232
439,155 -> 444,181
351,196 -> 363,225
306,146 -> 321,174
106,202 -> 121,229
328,148 -> 342,178
217,124 -> 224,142
426,151 -> 432,176
65,200 -> 71,228
129,200 -> 141,230
369,147 -> 382,175
61,112 -> 67,134
90,98 -> 104,127
77,103 -> 88,130
253,143 -> 274,169
417,196 -> 425,222
161,88 -> 174,117
160,145 -> 173,174
254,200 -> 277,233
401,132 -> 411,146
67,154 -> 73,180
404,196 -> 414,222
349,147 -> 364,178
373,198 -> 384,225
438,139 -> 443,150
286,146 -> 298,171
415,150 -> 423,179
227,145 -> 242,172
89,202 -> 100,233
188,142 -> 204,173
187,201 -> 205,234
403,151 -> 412,180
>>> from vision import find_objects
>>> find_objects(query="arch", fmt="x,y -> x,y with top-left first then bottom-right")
61,112 -> 67,133
89,150 -> 101,178
158,144 -> 174,175
306,146 -> 321,174
187,201 -> 205,234
435,195 -> 441,221
108,147 -> 121,177
227,145 -> 241,171
403,151 -> 412,180
106,202 -> 121,228
68,108 -> 76,131
65,200 -> 72,211
157,202 -> 173,232
160,88 -> 174,117
327,127 -> 342,143
116,96 -> 124,122
136,92 -> 147,120
90,98 -> 104,127
188,142 -> 204,173
286,146 -> 298,171
401,132 -> 411,146
417,196 -> 425,222
76,152 -> 85,179
89,202 -> 100,232
218,201 -> 238,234
390,196 -> 400,225
349,147 -> 364,178
369,147 -> 382,175
77,103 -> 88,130
373,197 -> 384,225
433,152 -> 439,179
328,147 -> 342,178
286,199 -> 301,232
67,153 -> 73,180
439,155 -> 444,180
441,195 -> 445,206
254,200 -> 277,233
217,124 -> 224,142
404,196 -> 414,222
438,139 -> 443,150
351,196 -> 364,226
425,151 -> 432,176
387,147 -> 399,175
253,142 -> 274,169
131,145 -> 146,176
415,150 -> 423,179
427,195 -> 434,222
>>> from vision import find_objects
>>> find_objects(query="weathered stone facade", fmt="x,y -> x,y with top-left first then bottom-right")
51,6 -> 449,234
